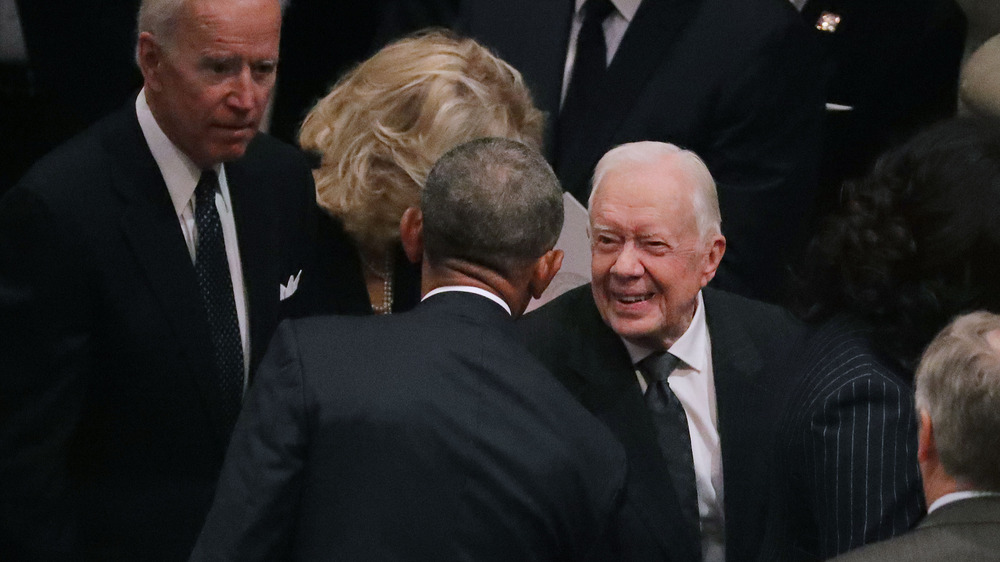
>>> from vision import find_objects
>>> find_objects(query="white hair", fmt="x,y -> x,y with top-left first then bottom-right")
915,310 -> 1000,491
136,0 -> 287,54
589,141 -> 722,240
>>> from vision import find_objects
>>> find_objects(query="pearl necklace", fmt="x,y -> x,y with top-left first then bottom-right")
365,253 -> 394,315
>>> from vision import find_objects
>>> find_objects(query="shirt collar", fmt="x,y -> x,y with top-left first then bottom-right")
623,290 -> 708,373
928,490 -> 1000,514
136,88 -> 223,217
574,0 -> 641,22
422,286 -> 512,315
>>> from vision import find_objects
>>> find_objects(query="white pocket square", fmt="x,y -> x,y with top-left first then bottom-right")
279,270 -> 302,301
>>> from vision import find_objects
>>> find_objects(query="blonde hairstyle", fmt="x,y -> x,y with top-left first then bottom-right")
299,30 -> 545,254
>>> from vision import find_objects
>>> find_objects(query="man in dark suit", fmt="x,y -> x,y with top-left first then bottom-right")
520,141 -> 806,561
832,311 -> 1000,561
442,0 -> 825,301
0,0 -> 335,558
190,138 -> 628,561
796,0 -> 965,218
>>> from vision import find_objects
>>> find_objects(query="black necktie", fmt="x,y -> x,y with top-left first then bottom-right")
194,170 -> 244,433
557,0 -> 615,168
638,351 -> 702,550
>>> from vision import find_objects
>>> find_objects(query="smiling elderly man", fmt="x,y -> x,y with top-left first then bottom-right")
520,141 -> 806,562
0,0 -> 333,558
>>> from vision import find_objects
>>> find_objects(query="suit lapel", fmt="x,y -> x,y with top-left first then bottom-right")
556,0 -> 702,197
461,0 -> 573,158
108,105 -> 230,446
567,290 -> 701,560
703,288 -> 769,558
225,154 -> 278,374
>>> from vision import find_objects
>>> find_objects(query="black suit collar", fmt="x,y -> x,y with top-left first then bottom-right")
419,290 -> 514,322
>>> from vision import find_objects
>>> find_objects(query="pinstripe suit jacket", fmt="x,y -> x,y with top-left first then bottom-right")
759,315 -> 925,560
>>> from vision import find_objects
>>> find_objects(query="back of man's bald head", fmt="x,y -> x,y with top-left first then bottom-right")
421,138 -> 564,277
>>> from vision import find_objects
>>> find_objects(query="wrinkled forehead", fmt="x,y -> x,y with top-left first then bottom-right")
177,0 -> 281,47
590,166 -> 698,229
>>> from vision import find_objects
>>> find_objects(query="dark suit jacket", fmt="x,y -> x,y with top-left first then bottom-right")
759,315 -> 925,561
190,291 -> 628,561
799,0 -> 966,217
830,496 -> 1000,562
518,285 -> 806,561
455,0 -> 825,300
0,102 -> 339,560
314,212 -> 424,316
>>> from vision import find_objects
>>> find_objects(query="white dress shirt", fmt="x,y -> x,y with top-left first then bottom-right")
624,291 -> 725,562
136,89 -> 251,389
560,0 -> 643,107
423,286 -> 512,316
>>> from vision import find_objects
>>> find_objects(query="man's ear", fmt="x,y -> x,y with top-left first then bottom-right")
136,32 -> 164,90
399,207 -> 423,264
699,234 -> 726,287
529,249 -> 564,299
918,410 -> 937,464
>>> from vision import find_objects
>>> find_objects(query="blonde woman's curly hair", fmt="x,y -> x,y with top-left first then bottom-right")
299,30 -> 545,255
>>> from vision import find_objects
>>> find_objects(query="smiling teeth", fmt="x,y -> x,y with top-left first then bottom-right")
619,295 -> 649,303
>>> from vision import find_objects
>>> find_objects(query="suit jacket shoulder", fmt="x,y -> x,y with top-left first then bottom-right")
830,497 -> 1000,562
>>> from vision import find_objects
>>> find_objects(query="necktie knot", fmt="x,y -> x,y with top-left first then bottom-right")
583,0 -> 615,24
638,351 -> 680,386
195,170 -> 218,208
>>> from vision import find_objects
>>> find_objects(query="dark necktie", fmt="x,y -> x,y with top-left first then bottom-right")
638,351 -> 702,551
194,170 -> 244,433
557,0 -> 615,168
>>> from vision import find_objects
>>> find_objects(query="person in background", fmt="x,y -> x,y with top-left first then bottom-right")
761,117 -> 1000,560
379,0 -> 826,302
298,30 -> 543,315
831,311 -> 1000,561
0,0 -> 333,558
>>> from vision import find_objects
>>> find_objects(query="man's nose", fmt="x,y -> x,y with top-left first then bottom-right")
610,242 -> 644,277
227,67 -> 256,111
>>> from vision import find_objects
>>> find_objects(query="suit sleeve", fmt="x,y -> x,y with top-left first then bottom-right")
0,186 -> 93,559
190,321 -> 309,562
804,373 -> 925,558
707,18 -> 825,300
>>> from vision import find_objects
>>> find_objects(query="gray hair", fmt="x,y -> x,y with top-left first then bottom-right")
915,310 -> 1000,491
421,138 -> 564,276
136,0 -> 187,51
136,0 -> 287,52
589,141 -> 722,241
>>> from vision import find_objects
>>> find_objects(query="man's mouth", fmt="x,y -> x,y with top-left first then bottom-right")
616,293 -> 653,304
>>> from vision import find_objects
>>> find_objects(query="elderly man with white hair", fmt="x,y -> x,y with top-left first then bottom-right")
520,141 -> 806,562
832,311 -> 1000,561
0,0 -> 334,558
